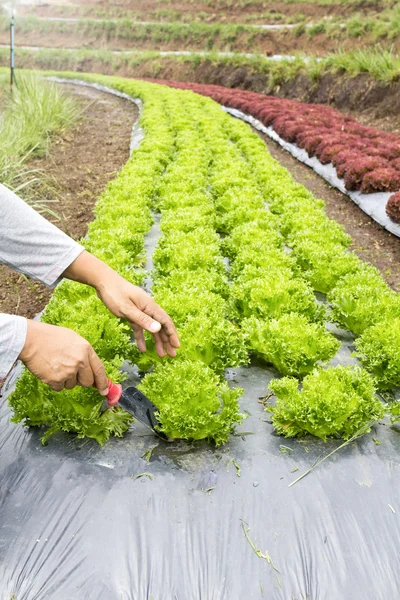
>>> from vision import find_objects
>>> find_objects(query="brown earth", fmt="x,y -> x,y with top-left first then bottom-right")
0,83 -> 137,319
257,129 -> 400,292
3,27 -> 397,57
21,0 -> 388,23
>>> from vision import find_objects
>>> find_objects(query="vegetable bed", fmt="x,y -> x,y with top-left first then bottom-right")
146,78 -> 400,225
8,72 -> 400,447
2,72 -> 400,600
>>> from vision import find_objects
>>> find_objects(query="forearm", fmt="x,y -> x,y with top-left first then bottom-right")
62,250 -> 114,292
0,183 -> 84,287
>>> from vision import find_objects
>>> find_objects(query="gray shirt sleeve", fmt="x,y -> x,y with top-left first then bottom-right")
0,183 -> 85,378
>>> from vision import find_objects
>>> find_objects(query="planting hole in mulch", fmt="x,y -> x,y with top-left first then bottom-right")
0,83 -> 138,319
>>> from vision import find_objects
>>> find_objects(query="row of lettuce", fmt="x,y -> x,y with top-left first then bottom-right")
149,79 -> 400,225
8,73 -> 400,445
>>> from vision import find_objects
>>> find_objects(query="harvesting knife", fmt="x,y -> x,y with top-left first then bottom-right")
101,378 -> 170,441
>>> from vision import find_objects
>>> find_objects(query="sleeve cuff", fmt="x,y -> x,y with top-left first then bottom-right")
42,243 -> 85,288
0,315 -> 27,379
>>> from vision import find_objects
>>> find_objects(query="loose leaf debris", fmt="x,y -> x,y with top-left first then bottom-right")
240,519 -> 279,571
141,444 -> 158,463
131,472 -> 153,481
233,459 -> 241,477
289,428 -> 368,487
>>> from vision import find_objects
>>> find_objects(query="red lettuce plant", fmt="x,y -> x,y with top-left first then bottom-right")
361,168 -> 400,194
319,144 -> 348,165
386,192 -> 400,224
344,157 -> 390,190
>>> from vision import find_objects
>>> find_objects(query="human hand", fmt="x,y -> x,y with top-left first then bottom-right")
19,320 -> 109,393
63,251 -> 180,358
95,270 -> 180,358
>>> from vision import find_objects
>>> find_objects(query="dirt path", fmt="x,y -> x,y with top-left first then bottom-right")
257,130 -> 400,292
0,83 -> 137,319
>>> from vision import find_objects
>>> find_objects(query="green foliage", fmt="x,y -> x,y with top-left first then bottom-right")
153,268 -> 230,297
284,210 -> 352,249
224,220 -> 283,257
138,360 -> 244,445
11,366 -> 133,445
293,241 -> 362,293
160,206 -> 215,233
268,366 -> 384,441
230,245 -> 296,279
153,228 -> 224,276
8,69 -> 400,446
178,316 -> 249,373
0,72 -> 78,207
243,314 -> 340,377
356,318 -> 400,390
231,266 -> 325,322
327,265 -> 400,334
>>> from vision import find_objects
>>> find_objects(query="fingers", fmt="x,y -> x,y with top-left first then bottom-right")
50,381 -> 65,392
153,332 -> 166,358
77,363 -> 95,388
88,348 -> 108,395
143,302 -> 180,349
132,324 -> 147,353
159,328 -> 177,358
64,377 -> 77,390
125,304 -> 162,335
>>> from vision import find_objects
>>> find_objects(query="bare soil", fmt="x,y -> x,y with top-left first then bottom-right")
0,83 -> 137,319
258,129 -> 400,292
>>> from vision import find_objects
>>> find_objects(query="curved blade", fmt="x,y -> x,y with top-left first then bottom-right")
119,386 -> 169,441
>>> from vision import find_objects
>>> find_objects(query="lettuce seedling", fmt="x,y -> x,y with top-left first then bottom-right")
153,228 -> 224,276
356,318 -> 400,389
225,221 -> 283,258
217,206 -> 281,235
268,365 -> 384,440
160,206 -> 215,233
328,265 -> 400,334
292,240 -> 362,293
154,287 -> 229,327
231,266 -> 326,322
230,245 -> 296,279
386,192 -> 400,224
177,316 -> 249,373
153,268 -> 230,298
243,314 -> 340,377
138,360 -> 244,445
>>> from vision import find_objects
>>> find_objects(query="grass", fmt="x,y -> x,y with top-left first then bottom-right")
0,72 -> 78,211
324,46 -> 400,81
5,10 -> 400,55
2,46 -> 399,84
19,4 -> 306,25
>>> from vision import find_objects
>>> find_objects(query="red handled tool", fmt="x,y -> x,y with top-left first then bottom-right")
101,378 -> 169,441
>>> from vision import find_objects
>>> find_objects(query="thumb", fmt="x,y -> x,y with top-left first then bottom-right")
128,306 -> 161,333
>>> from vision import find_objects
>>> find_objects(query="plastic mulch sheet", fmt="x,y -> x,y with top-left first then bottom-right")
2,351 -> 400,599
1,81 -> 400,600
